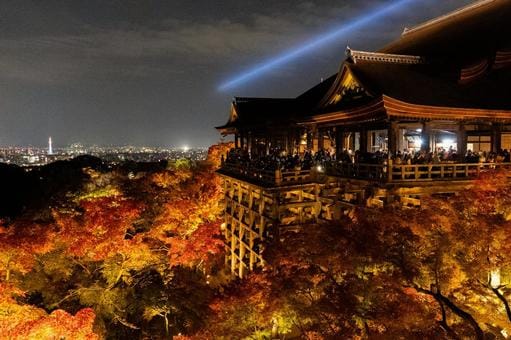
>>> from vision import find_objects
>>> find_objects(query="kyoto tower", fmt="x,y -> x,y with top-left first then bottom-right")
48,136 -> 53,155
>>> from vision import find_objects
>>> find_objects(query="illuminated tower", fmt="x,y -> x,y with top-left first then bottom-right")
48,137 -> 53,155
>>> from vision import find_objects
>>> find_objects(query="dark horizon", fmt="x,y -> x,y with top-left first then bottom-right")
0,0 -> 473,148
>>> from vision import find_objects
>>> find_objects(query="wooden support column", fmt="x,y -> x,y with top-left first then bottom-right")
306,129 -> 313,151
312,127 -> 319,153
349,132 -> 356,152
288,131 -> 295,155
457,123 -> 467,160
335,127 -> 345,160
360,128 -> 368,153
234,134 -> 239,148
265,137 -> 270,155
247,133 -> 253,154
318,129 -> 324,150
421,121 -> 431,153
388,121 -> 399,156
492,123 -> 502,153
295,130 -> 301,154
240,132 -> 245,149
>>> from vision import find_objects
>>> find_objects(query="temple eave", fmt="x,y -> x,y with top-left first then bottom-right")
299,95 -> 511,127
383,96 -> 511,122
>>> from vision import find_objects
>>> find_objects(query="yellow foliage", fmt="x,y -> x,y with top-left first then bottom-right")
77,186 -> 121,201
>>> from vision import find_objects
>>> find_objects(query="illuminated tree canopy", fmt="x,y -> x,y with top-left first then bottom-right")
1,146 -> 511,338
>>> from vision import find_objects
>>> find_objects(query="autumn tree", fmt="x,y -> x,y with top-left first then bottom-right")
0,283 -> 99,339
0,221 -> 56,282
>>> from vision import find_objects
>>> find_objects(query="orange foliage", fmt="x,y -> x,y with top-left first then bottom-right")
207,142 -> 234,168
54,196 -> 142,260
5,308 -> 98,340
148,163 -> 225,269
167,222 -> 224,268
0,222 -> 56,281
0,283 -> 98,339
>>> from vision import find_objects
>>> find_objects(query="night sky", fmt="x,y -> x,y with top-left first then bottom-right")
0,0 -> 473,148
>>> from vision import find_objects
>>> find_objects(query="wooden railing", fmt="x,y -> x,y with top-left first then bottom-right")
328,161 -> 511,182
388,162 -> 511,181
221,160 -> 511,185
326,162 -> 386,180
220,162 -> 312,186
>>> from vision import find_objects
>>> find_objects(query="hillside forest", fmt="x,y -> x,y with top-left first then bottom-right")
0,144 -> 511,339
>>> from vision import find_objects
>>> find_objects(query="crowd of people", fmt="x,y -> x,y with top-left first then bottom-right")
223,147 -> 511,173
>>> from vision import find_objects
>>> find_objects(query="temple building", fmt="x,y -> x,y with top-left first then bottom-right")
216,0 -> 511,277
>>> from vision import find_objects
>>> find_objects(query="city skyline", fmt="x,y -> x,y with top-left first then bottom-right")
0,0 -> 473,147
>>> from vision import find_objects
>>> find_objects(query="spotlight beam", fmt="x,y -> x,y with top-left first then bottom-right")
219,0 -> 417,91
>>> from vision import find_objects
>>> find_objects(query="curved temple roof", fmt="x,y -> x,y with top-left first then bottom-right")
217,0 -> 511,133
381,0 -> 511,64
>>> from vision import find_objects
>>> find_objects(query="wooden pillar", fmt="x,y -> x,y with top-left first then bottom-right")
295,130 -> 301,154
421,121 -> 431,153
457,123 -> 467,160
240,132 -> 245,149
388,121 -> 399,156
288,131 -> 295,155
492,123 -> 502,153
234,134 -> 239,148
318,129 -> 324,150
247,133 -> 253,154
360,128 -> 368,153
306,129 -> 313,151
312,127 -> 319,153
348,132 -> 356,152
335,127 -> 345,160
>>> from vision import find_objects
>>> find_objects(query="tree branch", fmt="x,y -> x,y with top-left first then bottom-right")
412,285 -> 484,340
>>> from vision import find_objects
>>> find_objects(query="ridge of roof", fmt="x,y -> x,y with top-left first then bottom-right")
379,0 -> 511,61
346,48 -> 426,65
402,0 -> 498,36
234,97 -> 294,103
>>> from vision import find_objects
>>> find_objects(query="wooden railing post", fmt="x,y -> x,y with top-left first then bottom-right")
275,169 -> 282,186
387,159 -> 393,182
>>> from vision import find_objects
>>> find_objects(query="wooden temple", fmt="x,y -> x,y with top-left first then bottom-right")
216,0 -> 511,277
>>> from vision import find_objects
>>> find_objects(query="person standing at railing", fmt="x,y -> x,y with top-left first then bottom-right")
465,150 -> 479,163
432,153 -> 441,164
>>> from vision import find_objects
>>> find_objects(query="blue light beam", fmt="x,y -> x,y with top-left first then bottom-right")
219,0 -> 417,91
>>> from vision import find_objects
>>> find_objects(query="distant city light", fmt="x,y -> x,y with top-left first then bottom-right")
219,0 -> 417,90
0,144 -> 208,167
